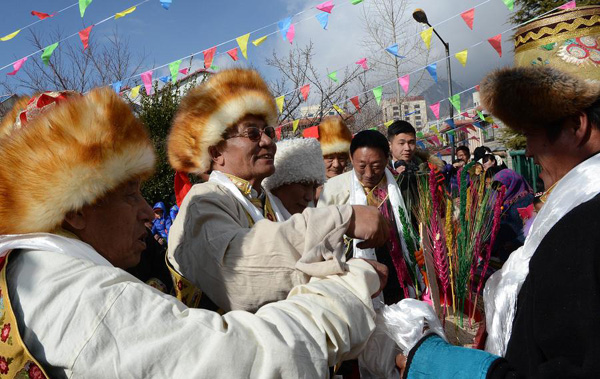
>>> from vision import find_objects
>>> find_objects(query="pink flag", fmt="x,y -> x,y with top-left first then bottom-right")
488,34 -> 502,57
431,135 -> 441,146
350,96 -> 361,113
356,58 -> 368,70
429,102 -> 440,119
178,68 -> 189,75
461,112 -> 470,118
78,25 -> 93,50
203,46 -> 217,69
286,24 -> 295,44
141,70 -> 153,95
300,84 -> 310,101
227,48 -> 239,61
559,1 -> 576,10
461,8 -> 475,30
316,0 -> 335,13
6,57 -> 27,76
398,75 -> 410,94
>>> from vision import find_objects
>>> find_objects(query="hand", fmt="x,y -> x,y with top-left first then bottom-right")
396,354 -> 407,377
360,259 -> 388,298
396,165 -> 406,174
347,205 -> 390,249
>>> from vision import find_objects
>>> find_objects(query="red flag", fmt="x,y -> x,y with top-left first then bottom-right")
300,84 -> 310,101
227,48 -> 239,61
461,112 -> 470,118
460,8 -> 474,30
488,34 -> 502,57
203,46 -> 217,69
475,84 -> 480,92
78,25 -> 93,50
275,126 -> 282,140
350,96 -> 361,113
31,11 -> 54,20
302,125 -> 319,139
178,68 -> 189,75
174,171 -> 192,207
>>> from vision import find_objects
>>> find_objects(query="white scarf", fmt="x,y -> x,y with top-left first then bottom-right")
484,152 -> 600,356
209,171 -> 286,223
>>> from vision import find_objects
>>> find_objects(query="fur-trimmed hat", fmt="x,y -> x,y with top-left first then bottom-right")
318,116 -> 353,156
0,87 -> 155,234
480,66 -> 600,132
168,68 -> 278,174
263,138 -> 326,191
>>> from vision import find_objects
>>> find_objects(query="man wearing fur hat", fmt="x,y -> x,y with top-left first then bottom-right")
318,116 -> 353,179
396,66 -> 600,378
263,138 -> 327,219
0,88 -> 390,378
168,68 -> 389,313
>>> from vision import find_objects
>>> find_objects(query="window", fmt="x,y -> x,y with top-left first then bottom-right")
483,126 -> 495,142
416,121 -> 422,126
415,104 -> 420,109
393,106 -> 399,110
404,105 -> 409,110
415,115 -> 421,120
393,112 -> 399,117
328,111 -> 335,115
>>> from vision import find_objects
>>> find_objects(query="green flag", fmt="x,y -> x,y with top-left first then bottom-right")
502,0 -> 514,11
328,71 -> 338,82
210,65 -> 219,71
79,0 -> 92,17
476,110 -> 486,121
372,86 -> 383,106
448,93 -> 461,113
169,60 -> 182,84
41,42 -> 59,66
351,0 -> 364,4
417,131 -> 424,138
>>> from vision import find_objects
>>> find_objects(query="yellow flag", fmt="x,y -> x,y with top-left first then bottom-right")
130,85 -> 141,99
384,120 -> 393,128
333,104 -> 345,114
420,27 -> 433,49
431,126 -> 441,137
0,29 -> 21,42
115,6 -> 136,19
455,49 -> 468,67
252,35 -> 267,46
293,119 -> 300,132
275,95 -> 284,113
236,33 -> 250,59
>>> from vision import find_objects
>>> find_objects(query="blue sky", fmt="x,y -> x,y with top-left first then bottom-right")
0,0 -> 517,98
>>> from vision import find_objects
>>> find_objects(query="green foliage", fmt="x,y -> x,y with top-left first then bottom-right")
498,127 -> 527,150
511,0 -> 600,24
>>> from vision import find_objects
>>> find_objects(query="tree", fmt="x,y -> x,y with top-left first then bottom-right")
498,127 -> 527,150
511,0 -> 600,24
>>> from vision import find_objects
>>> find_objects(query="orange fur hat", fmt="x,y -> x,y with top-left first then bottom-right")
168,68 -> 278,174
318,116 -> 353,156
0,87 -> 155,234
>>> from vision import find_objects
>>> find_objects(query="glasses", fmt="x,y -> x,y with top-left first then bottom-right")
227,126 -> 276,142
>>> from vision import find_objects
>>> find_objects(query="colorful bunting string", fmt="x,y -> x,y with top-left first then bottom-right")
140,70 -> 153,95
356,58 -> 368,70
373,86 -> 382,105
455,49 -> 468,67
461,8 -> 475,30
350,96 -> 360,112
426,63 -> 437,83
328,71 -> 338,82
398,75 -> 410,94
316,1 -> 335,13
316,12 -> 329,30
79,0 -> 93,18
236,34 -> 250,59
300,84 -> 310,101
41,42 -> 59,65
160,0 -> 172,10
227,48 -> 239,61
252,36 -> 268,46
385,44 -> 405,58
488,34 -> 502,57
203,47 -> 217,69
420,27 -> 433,49
115,6 -> 137,19
429,102 -> 441,120
169,60 -> 181,83
276,95 -> 285,113
502,0 -> 514,11
6,57 -> 27,76
78,25 -> 93,50
31,11 -> 55,20
129,85 -> 141,99
1,30 -> 21,42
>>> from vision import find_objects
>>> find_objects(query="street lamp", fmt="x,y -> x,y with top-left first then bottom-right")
413,8 -> 455,160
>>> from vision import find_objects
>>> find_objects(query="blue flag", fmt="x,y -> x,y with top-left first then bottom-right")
445,118 -> 455,129
112,81 -> 122,94
417,141 -> 426,149
160,0 -> 172,10
278,17 -> 293,40
159,75 -> 170,83
385,44 -> 405,58
315,12 -> 329,30
426,63 -> 437,83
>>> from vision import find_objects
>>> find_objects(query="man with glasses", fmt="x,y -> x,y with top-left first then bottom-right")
167,68 -> 390,313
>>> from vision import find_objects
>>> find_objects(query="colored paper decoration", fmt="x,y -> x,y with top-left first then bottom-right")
448,94 -> 461,113
286,24 -> 296,44
293,119 -> 300,132
210,65 -> 219,71
203,46 -> 216,69
115,6 -> 136,20
477,110 -> 486,121
236,33 -> 250,59
455,49 -> 468,67
178,67 -> 189,75
141,70 -> 153,95
502,0 -> 514,11
1,30 -> 21,42
351,0 -> 364,4
425,63 -> 437,83
488,34 -> 502,57
6,57 -> 27,76
169,60 -> 181,83
316,12 -> 329,30
461,8 -> 475,30
79,25 -> 93,50
398,75 -> 410,94
417,141 -> 426,149
384,120 -> 393,127
160,0 -> 172,10
159,76 -> 170,83
429,102 -> 440,119
316,1 -> 335,13
275,95 -> 285,113
252,35 -> 267,46
350,96 -> 360,112
41,42 -> 59,65
227,48 -> 239,61
385,44 -> 405,58
356,58 -> 368,70
300,84 -> 310,101
420,27 -> 433,49
278,17 -> 293,40
328,71 -> 338,82
559,1 -> 576,10
31,11 -> 54,20
303,125 -> 319,138
275,126 -> 282,140
130,85 -> 141,99
333,104 -> 345,114
373,86 -> 382,105
112,81 -> 122,93
79,0 -> 92,18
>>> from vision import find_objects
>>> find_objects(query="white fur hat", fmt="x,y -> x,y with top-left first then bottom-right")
263,138 -> 326,191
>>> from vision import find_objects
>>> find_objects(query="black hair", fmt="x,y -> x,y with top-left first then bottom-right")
387,120 -> 416,140
350,130 -> 390,157
482,154 -> 497,166
456,145 -> 470,157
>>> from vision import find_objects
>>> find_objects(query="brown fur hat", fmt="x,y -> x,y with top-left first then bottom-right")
318,116 -> 353,156
480,66 -> 600,132
0,87 -> 155,234
168,68 -> 278,174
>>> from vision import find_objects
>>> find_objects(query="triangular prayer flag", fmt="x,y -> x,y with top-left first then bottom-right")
31,11 -> 54,20
169,60 -> 181,84
7,57 -> 27,76
1,30 -> 21,42
160,0 -> 172,10
351,0 -> 363,4
115,6 -> 136,20
275,95 -> 285,113
417,141 -> 426,149
461,8 -> 475,30
385,44 -> 405,58
477,110 -> 486,121
398,75 -> 410,94
293,119 -> 300,132
488,34 -> 502,57
278,17 -> 293,40
227,48 -> 239,61
78,25 -> 93,50
455,49 -> 468,67
236,33 -> 250,59
41,42 -> 59,65
316,1 -> 335,13
286,24 -> 296,44
559,1 -> 576,10
429,102 -> 440,119
416,131 -> 424,138
431,126 -> 441,137
384,120 -> 393,128
79,0 -> 92,17
252,35 -> 267,46
178,67 -> 189,75
328,71 -> 338,82
356,58 -> 368,70
112,81 -> 122,93
420,27 -> 433,49
275,126 -> 282,140
210,65 -> 219,71
159,76 -> 170,83
141,70 -> 153,95
461,111 -> 470,118
449,94 -> 461,113
502,0 -> 514,11
372,86 -> 383,106
203,46 -> 217,69
350,96 -> 360,113
333,104 -> 345,114
302,125 -> 319,138
130,85 -> 141,99
300,84 -> 310,101
425,63 -> 437,83
174,171 -> 192,207
316,12 -> 329,30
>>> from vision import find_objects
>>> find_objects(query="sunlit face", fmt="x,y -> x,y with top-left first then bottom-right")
389,133 -> 417,162
351,147 -> 388,190
271,182 -> 318,215
323,153 -> 349,179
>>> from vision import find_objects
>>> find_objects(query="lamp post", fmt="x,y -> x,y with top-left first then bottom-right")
413,8 -> 455,160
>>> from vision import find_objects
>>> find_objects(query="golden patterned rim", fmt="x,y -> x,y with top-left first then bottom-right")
515,21 -> 600,53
